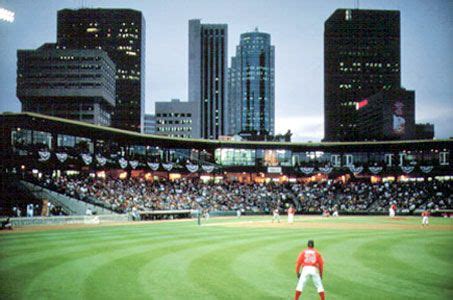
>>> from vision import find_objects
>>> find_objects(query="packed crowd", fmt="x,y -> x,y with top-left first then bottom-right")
34,175 -> 452,215
293,180 -> 452,213
38,176 -> 290,214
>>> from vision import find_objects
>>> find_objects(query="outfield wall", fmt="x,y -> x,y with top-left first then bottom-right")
9,214 -> 131,227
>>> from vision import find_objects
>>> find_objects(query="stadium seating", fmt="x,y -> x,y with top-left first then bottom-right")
26,175 -> 452,215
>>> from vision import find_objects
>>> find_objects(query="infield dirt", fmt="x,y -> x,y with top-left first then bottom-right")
2,216 -> 452,234
205,217 -> 453,231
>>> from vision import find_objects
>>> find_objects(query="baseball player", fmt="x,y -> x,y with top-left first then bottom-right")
272,208 -> 281,223
288,206 -> 296,223
332,208 -> 339,217
294,240 -> 325,300
204,208 -> 210,221
422,210 -> 430,227
389,203 -> 396,217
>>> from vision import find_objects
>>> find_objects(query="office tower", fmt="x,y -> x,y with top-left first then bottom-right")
155,99 -> 199,138
227,56 -> 240,135
188,19 -> 227,139
17,43 -> 116,126
356,88 -> 415,140
57,8 -> 145,132
229,28 -> 275,139
415,123 -> 435,140
324,9 -> 401,141
144,114 -> 156,134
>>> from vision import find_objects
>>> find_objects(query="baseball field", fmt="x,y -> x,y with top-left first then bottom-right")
1,216 -> 452,300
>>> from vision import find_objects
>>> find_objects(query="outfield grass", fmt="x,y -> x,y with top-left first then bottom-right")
1,216 -> 452,300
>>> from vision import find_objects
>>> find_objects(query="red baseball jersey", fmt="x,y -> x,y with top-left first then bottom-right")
422,211 -> 430,217
295,248 -> 324,275
288,207 -> 296,215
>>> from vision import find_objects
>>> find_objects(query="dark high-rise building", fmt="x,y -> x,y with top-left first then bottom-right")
228,28 -> 275,139
57,8 -> 145,132
356,88 -> 415,141
415,123 -> 435,140
188,19 -> 227,139
324,9 -> 401,141
227,55 -> 241,136
17,43 -> 116,126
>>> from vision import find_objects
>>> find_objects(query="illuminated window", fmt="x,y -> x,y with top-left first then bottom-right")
345,10 -> 352,21
440,152 -> 449,166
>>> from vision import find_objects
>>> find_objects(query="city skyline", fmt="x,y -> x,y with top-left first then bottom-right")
0,0 -> 452,141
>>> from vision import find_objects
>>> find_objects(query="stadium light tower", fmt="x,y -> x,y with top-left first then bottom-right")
0,7 -> 15,22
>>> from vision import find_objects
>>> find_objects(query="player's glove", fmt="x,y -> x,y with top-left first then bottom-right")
297,272 -> 301,279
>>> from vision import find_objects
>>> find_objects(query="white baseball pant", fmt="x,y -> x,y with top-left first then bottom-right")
296,266 -> 324,293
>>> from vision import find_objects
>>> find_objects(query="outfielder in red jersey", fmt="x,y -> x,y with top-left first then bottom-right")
294,240 -> 325,300
422,210 -> 430,227
288,206 -> 296,223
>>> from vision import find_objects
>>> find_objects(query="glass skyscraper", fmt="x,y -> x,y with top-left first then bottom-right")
229,28 -> 275,138
57,8 -> 146,133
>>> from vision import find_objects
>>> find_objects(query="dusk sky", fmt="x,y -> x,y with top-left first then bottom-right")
0,0 -> 452,141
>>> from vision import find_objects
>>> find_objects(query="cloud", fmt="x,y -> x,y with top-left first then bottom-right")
276,115 -> 324,142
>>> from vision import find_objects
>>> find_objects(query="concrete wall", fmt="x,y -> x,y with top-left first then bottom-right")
20,181 -> 118,216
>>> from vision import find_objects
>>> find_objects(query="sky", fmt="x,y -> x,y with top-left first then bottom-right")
0,0 -> 452,141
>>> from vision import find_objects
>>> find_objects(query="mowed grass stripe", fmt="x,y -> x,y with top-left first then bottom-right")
185,234 -> 298,299
393,235 -> 453,275
84,230 -> 290,299
24,230 -> 261,300
354,234 -> 453,299
0,224 -> 233,298
82,229 -> 280,299
0,220 -> 237,261
1,231 -> 195,299
0,222 -> 210,259
423,236 -> 453,267
231,231 -> 376,299
0,222 -> 198,249
1,217 -> 452,300
135,231 -> 299,299
327,231 -> 453,300
20,229 -> 270,300
0,224 -> 211,271
313,231 -> 418,299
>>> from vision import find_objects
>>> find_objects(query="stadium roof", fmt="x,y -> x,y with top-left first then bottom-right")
1,112 -> 451,151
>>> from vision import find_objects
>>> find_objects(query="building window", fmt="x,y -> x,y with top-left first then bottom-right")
344,154 -> 353,167
345,10 -> 352,21
330,154 -> 341,167
385,154 -> 394,167
439,151 -> 449,166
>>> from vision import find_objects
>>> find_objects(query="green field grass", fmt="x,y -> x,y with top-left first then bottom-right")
1,216 -> 452,300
